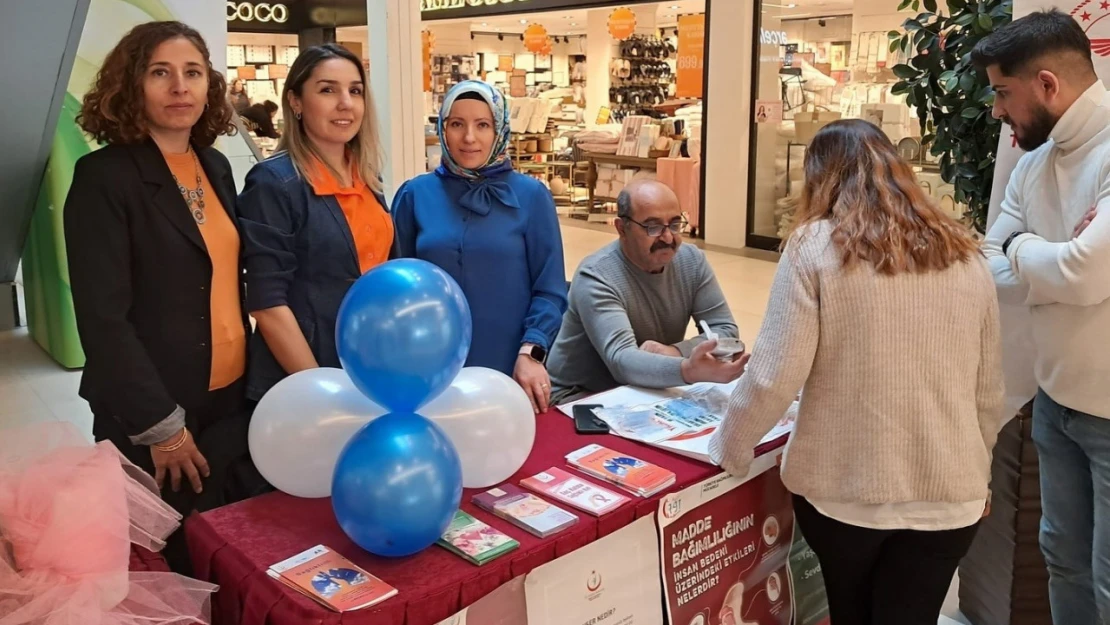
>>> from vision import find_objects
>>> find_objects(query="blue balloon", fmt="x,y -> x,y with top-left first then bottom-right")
332,412 -> 463,557
336,259 -> 472,412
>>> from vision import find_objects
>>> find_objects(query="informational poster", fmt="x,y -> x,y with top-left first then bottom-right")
786,530 -> 830,625
658,457 -> 795,625
985,0 -> 1110,426
436,576 -> 527,625
755,101 -> 783,125
560,382 -> 794,465
525,516 -> 663,625
676,14 -> 706,99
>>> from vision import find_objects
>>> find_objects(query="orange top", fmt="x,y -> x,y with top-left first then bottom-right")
308,159 -> 393,274
163,150 -> 247,391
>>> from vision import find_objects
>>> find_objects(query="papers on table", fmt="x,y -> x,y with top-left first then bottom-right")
558,381 -> 795,465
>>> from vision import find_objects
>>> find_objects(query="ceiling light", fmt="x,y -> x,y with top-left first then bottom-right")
519,19 -> 527,24
670,4 -> 680,9
564,15 -> 573,19
481,22 -> 487,26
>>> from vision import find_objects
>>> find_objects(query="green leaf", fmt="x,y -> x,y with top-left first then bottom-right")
958,71 -> 977,92
892,64 -> 919,79
891,82 -> 913,95
947,0 -> 967,10
978,157 -> 993,169
905,20 -> 924,31
899,0 -> 913,10
913,0 -> 920,10
924,0 -> 938,11
977,13 -> 993,30
977,89 -> 995,105
888,30 -> 902,39
961,106 -> 982,118
890,39 -> 902,53
953,12 -> 976,26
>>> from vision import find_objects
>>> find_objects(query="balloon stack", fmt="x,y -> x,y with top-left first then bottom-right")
247,259 -> 537,558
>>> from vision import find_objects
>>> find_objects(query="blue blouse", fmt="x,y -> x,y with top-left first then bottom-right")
392,168 -> 568,376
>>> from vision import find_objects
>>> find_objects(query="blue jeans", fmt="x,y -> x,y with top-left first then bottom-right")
1033,389 -> 1110,625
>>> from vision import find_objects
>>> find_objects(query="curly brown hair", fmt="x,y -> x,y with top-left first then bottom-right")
77,21 -> 235,148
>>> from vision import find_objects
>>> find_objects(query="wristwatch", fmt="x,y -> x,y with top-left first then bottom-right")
519,343 -> 548,364
1001,231 -> 1024,255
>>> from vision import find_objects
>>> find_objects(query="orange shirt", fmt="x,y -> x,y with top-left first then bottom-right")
307,159 -> 393,274
163,150 -> 247,391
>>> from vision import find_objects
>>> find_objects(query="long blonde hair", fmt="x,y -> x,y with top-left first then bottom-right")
789,119 -> 979,275
278,44 -> 383,194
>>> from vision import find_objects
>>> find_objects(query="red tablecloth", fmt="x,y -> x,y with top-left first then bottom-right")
185,410 -> 781,625
130,546 -> 172,573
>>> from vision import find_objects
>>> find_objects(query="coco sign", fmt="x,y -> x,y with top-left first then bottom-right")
227,2 -> 289,23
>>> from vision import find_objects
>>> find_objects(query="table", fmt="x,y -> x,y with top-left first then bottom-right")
130,545 -> 172,573
186,410 -> 745,625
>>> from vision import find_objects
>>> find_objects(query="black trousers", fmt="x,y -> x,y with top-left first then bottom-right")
93,378 -> 271,574
792,495 -> 979,625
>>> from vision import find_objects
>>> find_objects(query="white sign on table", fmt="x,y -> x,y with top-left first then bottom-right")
524,516 -> 663,625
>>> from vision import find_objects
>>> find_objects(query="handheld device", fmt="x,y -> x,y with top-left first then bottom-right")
572,404 -> 610,435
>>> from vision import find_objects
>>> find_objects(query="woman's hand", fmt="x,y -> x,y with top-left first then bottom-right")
514,355 -> 551,414
150,429 -> 210,494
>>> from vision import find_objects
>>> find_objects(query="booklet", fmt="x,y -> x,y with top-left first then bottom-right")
565,444 -> 676,498
437,510 -> 520,565
520,467 -> 630,516
472,484 -> 579,538
267,544 -> 397,612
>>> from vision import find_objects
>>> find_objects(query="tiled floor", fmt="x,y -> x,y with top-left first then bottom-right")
0,220 -> 968,624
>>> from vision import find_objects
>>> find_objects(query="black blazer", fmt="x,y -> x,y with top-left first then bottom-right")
63,139 -> 250,440
237,152 -> 396,401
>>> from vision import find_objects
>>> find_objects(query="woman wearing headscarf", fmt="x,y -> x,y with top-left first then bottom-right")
393,81 -> 568,414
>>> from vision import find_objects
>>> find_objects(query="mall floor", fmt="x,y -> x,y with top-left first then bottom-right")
0,220 -> 968,624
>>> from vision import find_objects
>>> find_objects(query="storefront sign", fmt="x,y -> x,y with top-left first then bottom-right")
523,23 -> 550,54
675,14 -> 705,98
759,28 -> 789,46
525,516 -> 663,625
421,0 -> 532,11
658,464 -> 795,625
226,2 -> 289,23
607,7 -> 637,40
422,30 -> 435,92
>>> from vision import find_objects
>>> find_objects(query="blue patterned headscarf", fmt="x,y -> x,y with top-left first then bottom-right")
438,81 -> 512,180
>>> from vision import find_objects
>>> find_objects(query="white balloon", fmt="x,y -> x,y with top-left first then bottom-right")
421,367 -> 536,489
249,368 -> 385,498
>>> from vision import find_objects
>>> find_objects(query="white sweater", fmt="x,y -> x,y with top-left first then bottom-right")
984,80 -> 1110,419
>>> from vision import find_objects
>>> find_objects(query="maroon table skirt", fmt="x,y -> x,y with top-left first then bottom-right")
185,410 -> 785,625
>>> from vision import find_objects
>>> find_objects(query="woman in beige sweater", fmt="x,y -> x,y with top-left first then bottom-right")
709,119 -> 1003,625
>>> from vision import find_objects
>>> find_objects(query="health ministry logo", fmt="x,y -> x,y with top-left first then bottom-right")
587,570 -> 603,593
1071,0 -> 1110,56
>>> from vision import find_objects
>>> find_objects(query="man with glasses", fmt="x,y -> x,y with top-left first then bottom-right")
546,179 -> 745,404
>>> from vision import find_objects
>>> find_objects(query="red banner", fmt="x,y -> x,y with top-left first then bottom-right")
659,462 -> 794,625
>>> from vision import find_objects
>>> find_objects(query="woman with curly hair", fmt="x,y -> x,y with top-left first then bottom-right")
63,21 -> 263,540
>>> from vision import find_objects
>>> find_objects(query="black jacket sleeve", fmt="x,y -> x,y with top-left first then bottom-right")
64,156 -> 179,437
239,164 -> 303,312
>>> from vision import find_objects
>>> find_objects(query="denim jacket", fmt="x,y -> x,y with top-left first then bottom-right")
237,152 -> 395,400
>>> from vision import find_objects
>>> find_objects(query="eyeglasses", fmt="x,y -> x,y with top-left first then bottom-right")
624,217 -> 687,238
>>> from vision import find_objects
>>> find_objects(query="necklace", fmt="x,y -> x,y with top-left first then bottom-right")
170,148 -> 206,225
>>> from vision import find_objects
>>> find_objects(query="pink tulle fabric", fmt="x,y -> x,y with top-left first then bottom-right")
0,422 -> 218,625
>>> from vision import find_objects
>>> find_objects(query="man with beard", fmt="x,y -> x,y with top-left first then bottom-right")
546,179 -> 745,404
975,10 -> 1110,624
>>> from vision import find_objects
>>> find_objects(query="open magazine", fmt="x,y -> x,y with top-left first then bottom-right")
558,380 -> 795,465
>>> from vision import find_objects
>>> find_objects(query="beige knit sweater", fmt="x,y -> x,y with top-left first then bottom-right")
708,220 -> 1004,504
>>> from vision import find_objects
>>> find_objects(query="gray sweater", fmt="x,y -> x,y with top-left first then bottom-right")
548,241 -> 738,398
